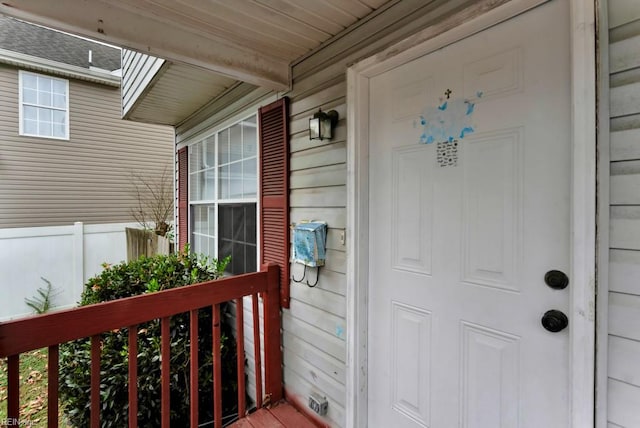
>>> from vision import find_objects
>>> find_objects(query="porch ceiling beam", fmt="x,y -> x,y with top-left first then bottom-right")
0,0 -> 291,91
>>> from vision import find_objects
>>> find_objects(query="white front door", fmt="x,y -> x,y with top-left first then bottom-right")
368,1 -> 572,427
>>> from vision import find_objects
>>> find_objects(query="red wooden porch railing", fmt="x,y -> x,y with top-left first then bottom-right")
0,263 -> 282,428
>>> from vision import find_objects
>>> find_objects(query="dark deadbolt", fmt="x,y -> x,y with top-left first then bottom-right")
544,270 -> 569,290
541,310 -> 569,333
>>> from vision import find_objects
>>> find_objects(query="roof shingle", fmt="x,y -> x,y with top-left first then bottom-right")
0,15 -> 120,71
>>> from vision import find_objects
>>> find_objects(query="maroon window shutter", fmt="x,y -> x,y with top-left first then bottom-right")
177,147 -> 189,251
259,97 -> 290,308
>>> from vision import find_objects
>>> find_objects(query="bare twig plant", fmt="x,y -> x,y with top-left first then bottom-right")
129,165 -> 174,237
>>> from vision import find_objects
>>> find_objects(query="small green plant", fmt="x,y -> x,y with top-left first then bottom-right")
59,248 -> 237,427
25,277 -> 57,314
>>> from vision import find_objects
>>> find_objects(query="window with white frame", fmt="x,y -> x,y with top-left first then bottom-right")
189,115 -> 258,275
19,71 -> 69,140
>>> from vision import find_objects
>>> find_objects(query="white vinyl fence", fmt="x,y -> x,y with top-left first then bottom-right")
0,222 -> 140,321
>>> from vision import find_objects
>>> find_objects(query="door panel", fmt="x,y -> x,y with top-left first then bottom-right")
368,1 -> 571,427
460,322 -> 520,428
462,128 -> 522,291
392,146 -> 434,275
391,302 -> 432,425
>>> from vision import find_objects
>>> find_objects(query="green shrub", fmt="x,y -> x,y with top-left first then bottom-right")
59,249 -> 238,427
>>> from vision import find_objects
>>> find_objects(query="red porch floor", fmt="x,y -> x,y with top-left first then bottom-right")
230,402 -> 317,428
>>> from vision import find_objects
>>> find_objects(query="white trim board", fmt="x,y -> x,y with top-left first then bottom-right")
345,0 -> 597,427
595,0 -> 610,425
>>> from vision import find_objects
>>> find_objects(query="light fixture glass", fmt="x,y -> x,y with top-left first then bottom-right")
309,109 -> 338,141
309,115 -> 321,140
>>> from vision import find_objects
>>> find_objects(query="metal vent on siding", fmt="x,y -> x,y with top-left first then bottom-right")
259,97 -> 290,308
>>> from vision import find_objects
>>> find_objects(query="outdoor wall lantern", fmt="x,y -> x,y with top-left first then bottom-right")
309,109 -> 339,141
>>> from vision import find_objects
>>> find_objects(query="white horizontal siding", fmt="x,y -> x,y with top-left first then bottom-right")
608,378 -> 640,427
610,34 -> 640,73
609,249 -> 640,294
611,128 -> 640,161
608,336 -> 640,387
607,0 -> 640,424
610,81 -> 640,117
121,50 -> 165,117
609,292 -> 640,342
609,0 -> 640,29
0,64 -> 174,228
290,164 -> 347,189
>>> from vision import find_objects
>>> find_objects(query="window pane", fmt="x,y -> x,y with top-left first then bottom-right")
229,123 -> 242,162
190,204 -> 216,258
219,205 -> 232,240
190,171 -> 201,201
53,94 -> 66,109
23,88 -> 37,104
191,170 -> 215,202
207,236 -> 217,259
22,73 -> 37,90
232,244 -> 245,276
243,117 -> 257,158
192,234 -> 202,254
189,143 -> 202,171
23,106 -> 37,120
229,162 -> 242,199
38,89 -> 52,107
218,129 -> 230,165
52,79 -> 66,95
39,108 -> 52,123
53,110 -> 66,124
204,135 -> 216,168
23,119 -> 37,135
245,204 -> 256,245
219,165 -> 229,199
232,205 -> 244,242
53,122 -> 66,138
38,120 -> 52,137
217,203 -> 257,274
37,76 -> 52,93
203,170 -> 215,200
193,205 -> 208,234
243,158 -> 257,198
245,244 -> 257,272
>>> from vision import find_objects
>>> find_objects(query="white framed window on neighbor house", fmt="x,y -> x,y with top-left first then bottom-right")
188,114 -> 258,275
19,70 -> 69,140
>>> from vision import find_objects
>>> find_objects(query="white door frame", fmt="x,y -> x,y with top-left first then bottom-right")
345,0 -> 597,427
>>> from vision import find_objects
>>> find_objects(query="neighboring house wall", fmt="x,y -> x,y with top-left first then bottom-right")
606,1 -> 640,426
174,2 -> 482,426
0,63 -> 174,228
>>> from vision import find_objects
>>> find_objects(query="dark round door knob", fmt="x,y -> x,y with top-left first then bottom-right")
544,270 -> 569,290
541,309 -> 569,332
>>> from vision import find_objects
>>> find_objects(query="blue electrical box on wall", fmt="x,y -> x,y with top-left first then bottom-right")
292,221 -> 327,268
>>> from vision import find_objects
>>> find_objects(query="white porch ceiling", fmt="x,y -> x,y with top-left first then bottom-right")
0,0 -> 392,92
